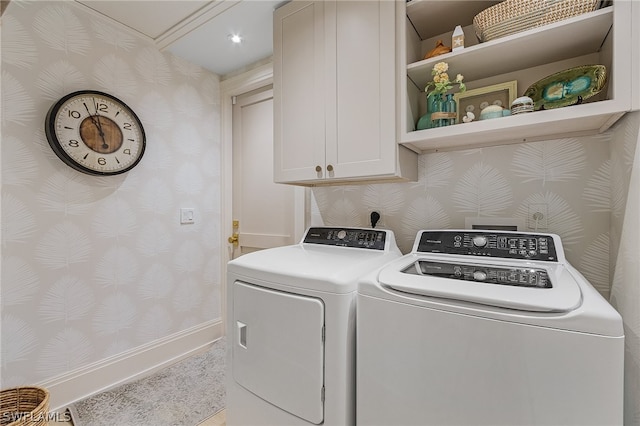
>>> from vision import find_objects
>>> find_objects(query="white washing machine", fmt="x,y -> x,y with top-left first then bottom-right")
226,227 -> 401,426
357,229 -> 624,426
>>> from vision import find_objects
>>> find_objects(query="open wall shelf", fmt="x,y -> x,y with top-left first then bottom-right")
398,1 -> 636,153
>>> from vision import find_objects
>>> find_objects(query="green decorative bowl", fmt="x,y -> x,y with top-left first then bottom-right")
524,64 -> 607,110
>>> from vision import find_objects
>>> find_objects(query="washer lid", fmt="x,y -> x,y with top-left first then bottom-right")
378,255 -> 582,312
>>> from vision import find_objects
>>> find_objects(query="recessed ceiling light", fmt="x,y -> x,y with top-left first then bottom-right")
228,34 -> 243,44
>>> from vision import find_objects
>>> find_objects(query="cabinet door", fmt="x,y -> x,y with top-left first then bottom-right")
274,1 -> 326,183
325,0 -> 396,180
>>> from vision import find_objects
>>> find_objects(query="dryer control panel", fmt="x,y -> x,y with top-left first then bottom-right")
417,231 -> 558,261
304,227 -> 386,250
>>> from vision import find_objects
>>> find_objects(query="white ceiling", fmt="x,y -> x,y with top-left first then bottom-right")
75,0 -> 287,76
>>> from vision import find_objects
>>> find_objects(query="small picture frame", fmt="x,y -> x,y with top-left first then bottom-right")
454,81 -> 517,123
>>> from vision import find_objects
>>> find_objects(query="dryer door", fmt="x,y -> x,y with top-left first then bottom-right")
232,281 -> 325,424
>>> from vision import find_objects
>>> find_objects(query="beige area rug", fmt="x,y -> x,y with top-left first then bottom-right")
68,338 -> 226,426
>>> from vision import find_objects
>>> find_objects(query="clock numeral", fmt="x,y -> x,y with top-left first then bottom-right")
68,139 -> 80,147
98,157 -> 107,166
123,122 -> 132,131
123,149 -> 131,155
95,102 -> 108,113
68,110 -> 81,119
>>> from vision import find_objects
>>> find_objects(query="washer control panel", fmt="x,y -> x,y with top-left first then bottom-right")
402,260 -> 552,288
417,231 -> 558,261
304,227 -> 387,250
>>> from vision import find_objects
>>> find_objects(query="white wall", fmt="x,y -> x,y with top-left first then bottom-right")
1,0 -> 222,395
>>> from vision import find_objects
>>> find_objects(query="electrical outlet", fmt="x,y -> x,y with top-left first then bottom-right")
369,211 -> 382,228
528,203 -> 548,230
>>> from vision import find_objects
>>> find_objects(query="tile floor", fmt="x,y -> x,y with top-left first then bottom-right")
199,409 -> 226,426
49,408 -> 226,426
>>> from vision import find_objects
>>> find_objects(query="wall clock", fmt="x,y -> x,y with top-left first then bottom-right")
45,90 -> 146,175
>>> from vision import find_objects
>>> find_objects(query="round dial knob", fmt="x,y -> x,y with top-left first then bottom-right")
473,270 -> 487,281
337,230 -> 347,240
453,266 -> 463,277
472,235 -> 488,247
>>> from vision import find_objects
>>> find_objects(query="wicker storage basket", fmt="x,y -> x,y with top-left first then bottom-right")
0,387 -> 50,426
473,0 -> 601,42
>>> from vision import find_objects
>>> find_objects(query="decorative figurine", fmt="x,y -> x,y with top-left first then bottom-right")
452,25 -> 464,51
511,96 -> 534,115
424,40 -> 451,59
462,111 -> 475,123
479,104 -> 511,120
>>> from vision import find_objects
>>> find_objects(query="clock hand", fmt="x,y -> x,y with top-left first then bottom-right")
95,116 -> 109,150
83,103 -> 102,130
90,99 -> 109,150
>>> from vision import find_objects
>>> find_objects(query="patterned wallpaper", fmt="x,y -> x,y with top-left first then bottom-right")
312,132 -> 617,297
610,112 -> 640,425
1,2 -> 222,387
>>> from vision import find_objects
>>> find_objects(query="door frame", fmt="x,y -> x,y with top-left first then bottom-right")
220,62 -> 307,333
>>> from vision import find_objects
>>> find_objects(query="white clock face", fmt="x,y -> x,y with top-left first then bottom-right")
46,91 -> 145,175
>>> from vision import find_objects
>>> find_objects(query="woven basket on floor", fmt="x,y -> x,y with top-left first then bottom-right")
0,387 -> 50,426
473,0 -> 601,42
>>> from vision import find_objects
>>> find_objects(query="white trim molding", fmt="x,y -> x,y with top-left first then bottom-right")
220,61 -> 274,334
39,320 -> 223,412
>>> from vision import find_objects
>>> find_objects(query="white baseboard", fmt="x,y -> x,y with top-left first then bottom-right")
39,319 -> 223,412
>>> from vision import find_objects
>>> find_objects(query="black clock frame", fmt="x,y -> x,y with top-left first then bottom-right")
44,90 -> 146,176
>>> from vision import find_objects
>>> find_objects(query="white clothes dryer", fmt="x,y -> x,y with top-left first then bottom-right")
226,227 -> 401,426
357,229 -> 624,426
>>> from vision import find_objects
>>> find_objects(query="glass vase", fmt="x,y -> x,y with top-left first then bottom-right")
416,93 -> 457,129
444,93 -> 457,125
416,93 -> 434,130
429,93 -> 446,127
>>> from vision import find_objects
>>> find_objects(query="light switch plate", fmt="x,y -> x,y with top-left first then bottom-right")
180,208 -> 195,224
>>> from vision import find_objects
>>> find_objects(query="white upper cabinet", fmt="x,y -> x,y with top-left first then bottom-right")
274,1 -> 417,185
399,0 -> 640,152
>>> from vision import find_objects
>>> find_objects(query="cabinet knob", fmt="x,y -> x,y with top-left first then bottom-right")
315,165 -> 322,172
327,164 -> 334,172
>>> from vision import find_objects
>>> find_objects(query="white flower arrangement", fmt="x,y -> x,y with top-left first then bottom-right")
424,61 -> 466,97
